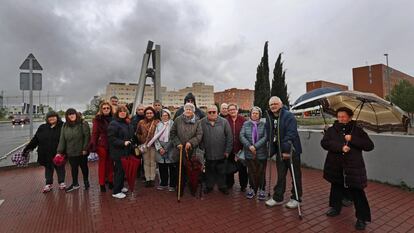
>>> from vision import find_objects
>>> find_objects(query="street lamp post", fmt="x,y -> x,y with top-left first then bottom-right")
384,53 -> 391,103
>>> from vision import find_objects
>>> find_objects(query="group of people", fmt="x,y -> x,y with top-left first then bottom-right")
23,92 -> 374,230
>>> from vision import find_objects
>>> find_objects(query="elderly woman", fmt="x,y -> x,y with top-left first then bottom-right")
107,105 -> 135,199
89,101 -> 114,192
321,107 -> 374,231
240,106 -> 268,200
150,109 -> 177,191
170,103 -> 203,196
136,106 -> 160,187
57,108 -> 91,193
24,111 -> 65,193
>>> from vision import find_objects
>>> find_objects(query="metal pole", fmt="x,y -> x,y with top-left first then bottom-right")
29,57 -> 34,138
384,53 -> 391,102
154,45 -> 161,102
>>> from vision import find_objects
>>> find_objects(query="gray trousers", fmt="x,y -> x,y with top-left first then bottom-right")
273,153 -> 302,202
205,159 -> 226,189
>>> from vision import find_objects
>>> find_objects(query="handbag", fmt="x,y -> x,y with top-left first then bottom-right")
11,150 -> 30,167
53,153 -> 66,167
134,120 -> 156,157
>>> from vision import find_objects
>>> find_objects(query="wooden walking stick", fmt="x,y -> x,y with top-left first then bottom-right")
177,145 -> 183,202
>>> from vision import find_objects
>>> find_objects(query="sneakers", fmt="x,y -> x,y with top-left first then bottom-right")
285,199 -> 299,209
157,185 -> 168,191
84,181 -> 90,190
121,187 -> 128,193
65,184 -> 80,193
326,208 -> 340,217
219,188 -> 229,195
112,192 -> 126,199
355,219 -> 366,230
246,189 -> 255,199
58,183 -> 66,190
265,198 -> 284,207
42,184 -> 52,193
258,190 -> 266,201
168,187 -> 176,192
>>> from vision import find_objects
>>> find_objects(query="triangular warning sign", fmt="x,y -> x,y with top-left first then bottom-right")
19,53 -> 43,70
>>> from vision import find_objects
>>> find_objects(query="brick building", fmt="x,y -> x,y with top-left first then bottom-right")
214,88 -> 254,110
306,80 -> 348,92
353,64 -> 414,98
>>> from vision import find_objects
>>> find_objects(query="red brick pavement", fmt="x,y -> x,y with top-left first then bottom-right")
0,162 -> 413,233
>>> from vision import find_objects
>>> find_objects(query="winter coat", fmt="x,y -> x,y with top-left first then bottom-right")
321,120 -> 374,189
154,120 -> 175,163
173,93 -> 206,120
57,121 -> 90,157
131,114 -> 145,133
136,118 -> 160,145
226,115 -> 246,154
24,120 -> 63,167
89,115 -> 112,152
107,118 -> 135,161
265,107 -> 302,156
170,115 -> 203,151
200,117 -> 233,161
240,120 -> 268,160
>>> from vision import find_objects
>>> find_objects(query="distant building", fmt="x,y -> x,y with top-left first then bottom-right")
306,80 -> 348,93
353,64 -> 414,98
214,88 -> 254,110
105,82 -> 214,108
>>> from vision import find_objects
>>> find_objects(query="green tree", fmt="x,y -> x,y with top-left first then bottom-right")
0,107 -> 7,120
271,53 -> 290,107
254,41 -> 270,112
387,80 -> 414,119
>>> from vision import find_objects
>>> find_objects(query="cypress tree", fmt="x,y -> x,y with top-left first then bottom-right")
271,53 -> 290,107
254,41 -> 270,112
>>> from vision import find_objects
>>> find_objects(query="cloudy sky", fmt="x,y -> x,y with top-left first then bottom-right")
1,0 -> 413,111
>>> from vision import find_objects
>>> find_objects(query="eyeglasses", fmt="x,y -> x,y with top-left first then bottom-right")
228,108 -> 237,111
208,111 -> 217,114
102,107 -> 110,110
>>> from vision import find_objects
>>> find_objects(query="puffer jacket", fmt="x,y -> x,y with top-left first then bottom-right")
57,121 -> 90,157
240,120 -> 268,160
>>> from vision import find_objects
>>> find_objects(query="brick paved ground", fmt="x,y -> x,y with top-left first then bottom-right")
0,162 -> 413,233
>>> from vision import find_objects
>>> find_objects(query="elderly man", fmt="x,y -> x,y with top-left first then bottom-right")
110,96 -> 119,114
201,105 -> 233,195
265,96 -> 303,209
219,103 -> 229,118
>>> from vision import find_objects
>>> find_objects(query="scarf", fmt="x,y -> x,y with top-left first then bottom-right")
183,114 -> 196,124
250,120 -> 259,144
147,121 -> 170,147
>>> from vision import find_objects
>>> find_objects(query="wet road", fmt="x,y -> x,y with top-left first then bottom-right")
0,122 -> 42,156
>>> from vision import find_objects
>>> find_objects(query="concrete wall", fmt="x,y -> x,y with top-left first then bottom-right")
299,130 -> 414,187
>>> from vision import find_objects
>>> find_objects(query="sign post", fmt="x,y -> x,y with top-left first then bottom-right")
19,53 -> 43,139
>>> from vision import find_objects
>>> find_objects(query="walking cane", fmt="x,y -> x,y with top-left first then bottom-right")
289,141 -> 303,220
177,145 -> 183,202
266,111 -> 273,198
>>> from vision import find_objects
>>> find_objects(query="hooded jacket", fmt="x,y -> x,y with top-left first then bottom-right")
57,119 -> 91,157
173,93 -> 206,120
24,112 -> 63,166
89,114 -> 112,152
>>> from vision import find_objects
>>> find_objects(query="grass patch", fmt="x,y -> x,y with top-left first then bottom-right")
297,117 -> 335,126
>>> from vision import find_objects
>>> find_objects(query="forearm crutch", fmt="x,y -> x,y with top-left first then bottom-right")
289,142 -> 303,220
177,146 -> 183,202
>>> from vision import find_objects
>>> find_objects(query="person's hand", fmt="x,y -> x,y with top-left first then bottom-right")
344,135 -> 352,142
124,141 -> 131,146
185,142 -> 192,151
82,150 -> 88,156
282,153 -> 290,160
224,153 -> 229,158
159,148 -> 166,155
342,145 -> 351,153
249,146 -> 256,153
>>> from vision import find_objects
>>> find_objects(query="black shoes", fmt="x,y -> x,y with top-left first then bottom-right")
100,185 -> 106,192
145,181 -> 151,187
204,187 -> 213,194
355,219 -> 366,230
84,181 -> 90,190
108,182 -> 113,190
219,188 -> 229,195
326,208 -> 340,217
240,187 -> 246,192
65,184 -> 80,193
342,198 -> 353,207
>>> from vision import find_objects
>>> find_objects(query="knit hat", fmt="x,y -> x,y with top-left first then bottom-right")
46,111 -> 59,119
162,109 -> 172,118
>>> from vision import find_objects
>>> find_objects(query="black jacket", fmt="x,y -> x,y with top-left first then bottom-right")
107,118 -> 136,161
173,92 -> 206,120
321,121 -> 374,189
24,121 -> 63,167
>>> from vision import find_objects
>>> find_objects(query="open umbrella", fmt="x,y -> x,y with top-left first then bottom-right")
292,90 -> 408,133
293,87 -> 342,106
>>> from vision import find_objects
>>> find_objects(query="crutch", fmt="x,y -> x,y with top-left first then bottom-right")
289,141 -> 303,220
177,145 -> 183,202
266,111 -> 273,197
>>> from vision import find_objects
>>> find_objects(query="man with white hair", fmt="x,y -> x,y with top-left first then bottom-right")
219,103 -> 229,118
265,96 -> 303,209
201,105 -> 233,195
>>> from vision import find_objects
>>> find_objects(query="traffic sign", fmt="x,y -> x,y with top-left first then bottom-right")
20,73 -> 42,90
19,53 -> 43,70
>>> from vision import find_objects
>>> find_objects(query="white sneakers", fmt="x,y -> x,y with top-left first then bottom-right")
265,198 -> 284,207
59,183 -> 66,190
112,193 -> 126,199
42,185 -> 52,193
121,187 -> 128,193
265,198 -> 300,209
285,199 -> 299,209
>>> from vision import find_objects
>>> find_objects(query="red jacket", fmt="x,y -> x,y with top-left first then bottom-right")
89,115 -> 112,152
226,115 -> 246,154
